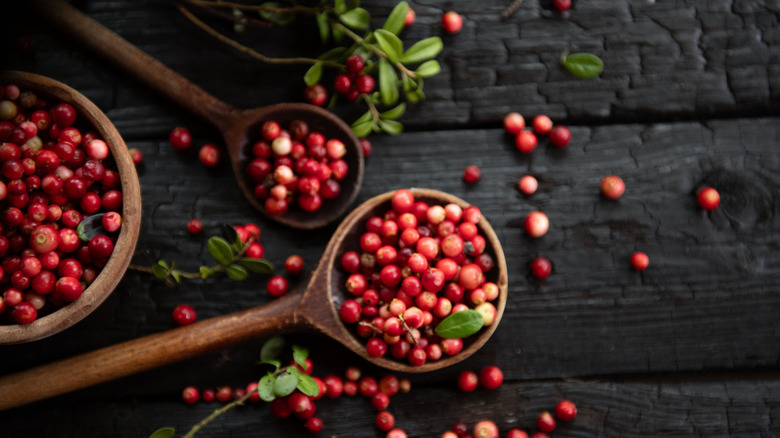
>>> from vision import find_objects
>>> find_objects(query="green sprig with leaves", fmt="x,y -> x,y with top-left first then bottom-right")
175,0 -> 443,137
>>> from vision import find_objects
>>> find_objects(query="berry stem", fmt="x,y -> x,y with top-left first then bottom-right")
176,0 -> 272,28
500,0 -> 524,19
182,388 -> 256,438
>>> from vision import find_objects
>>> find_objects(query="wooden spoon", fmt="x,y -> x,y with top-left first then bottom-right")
31,0 -> 364,230
0,188 -> 507,410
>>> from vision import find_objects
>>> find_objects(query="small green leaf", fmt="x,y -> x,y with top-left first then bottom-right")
296,374 -> 321,397
259,358 -> 281,368
151,262 -> 169,280
561,52 -> 604,78
226,264 -> 248,281
382,1 -> 409,35
374,29 -> 403,64
339,7 -> 370,30
304,62 -> 323,86
351,121 -> 373,138
273,370 -> 299,397
318,47 -> 346,61
260,336 -> 286,361
149,427 -> 176,438
353,110 -> 374,126
292,344 -> 309,370
157,260 -> 170,269
207,236 -> 234,266
257,374 -> 277,402
199,266 -> 210,279
380,103 -> 406,120
378,58 -> 399,106
76,213 -> 106,241
170,270 -> 182,284
435,309 -> 484,339
400,36 -> 443,64
378,119 -> 403,135
316,12 -> 329,45
238,258 -> 274,274
416,60 -> 441,78
334,0 -> 346,13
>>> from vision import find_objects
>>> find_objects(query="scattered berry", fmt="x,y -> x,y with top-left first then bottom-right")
532,115 -> 553,135
504,112 -> 526,134
169,127 -> 192,150
697,186 -> 720,210
530,257 -> 552,279
549,125 -> 571,148
553,0 -> 572,11
630,251 -> 649,271
537,411 -> 556,433
172,304 -> 197,326
267,275 -> 289,298
601,175 -> 625,200
128,147 -> 143,165
518,175 -> 538,195
463,165 -> 481,183
524,211 -> 549,238
284,254 -> 305,275
198,144 -> 220,167
478,365 -> 503,390
182,386 -> 199,404
304,84 -> 328,107
442,11 -> 463,34
555,399 -> 577,421
457,370 -> 479,392
515,130 -> 538,153
473,420 -> 499,438
404,8 -> 416,26
187,218 -> 203,234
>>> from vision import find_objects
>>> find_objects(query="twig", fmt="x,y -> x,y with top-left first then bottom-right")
500,0 -> 524,19
182,390 -> 255,438
332,22 -> 417,79
176,0 -> 271,28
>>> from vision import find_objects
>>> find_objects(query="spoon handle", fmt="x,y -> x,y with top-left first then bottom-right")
32,0 -> 238,131
0,291 -> 305,411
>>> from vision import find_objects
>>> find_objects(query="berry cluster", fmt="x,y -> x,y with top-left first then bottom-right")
246,119 -> 349,215
333,55 -> 376,102
457,365 -> 504,392
441,399 -> 577,438
504,112 -> 571,153
337,189 -> 500,366
0,83 -> 123,324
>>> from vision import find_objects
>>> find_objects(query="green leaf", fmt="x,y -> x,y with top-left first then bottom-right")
332,23 -> 344,43
334,0 -> 346,13
260,336 -> 286,361
151,262 -> 169,280
273,370 -> 299,397
257,374 -> 277,402
318,47 -> 347,61
207,236 -> 234,266
170,270 -> 182,284
292,344 -> 309,370
226,263 -> 248,280
199,266 -> 210,279
304,62 -> 323,86
339,7 -> 370,30
374,29 -> 403,64
415,60 -> 441,78
259,358 -> 281,368
435,309 -> 484,339
378,58 -> 399,106
400,36 -> 443,64
238,257 -> 274,274
353,110 -> 374,126
378,119 -> 403,135
382,1 -> 409,35
149,427 -> 176,438
296,374 -> 320,397
316,12 -> 329,45
76,213 -> 106,241
351,121 -> 373,138
380,103 -> 406,120
561,52 -> 604,78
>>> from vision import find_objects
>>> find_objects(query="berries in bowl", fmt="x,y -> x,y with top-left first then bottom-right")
0,71 -> 141,344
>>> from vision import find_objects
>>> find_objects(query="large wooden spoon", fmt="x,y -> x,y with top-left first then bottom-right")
31,0 -> 363,230
0,188 -> 507,410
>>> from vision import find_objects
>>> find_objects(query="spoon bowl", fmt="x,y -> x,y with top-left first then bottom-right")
33,0 -> 364,229
0,188 -> 506,409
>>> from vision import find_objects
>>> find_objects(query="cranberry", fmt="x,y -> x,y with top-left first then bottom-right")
553,0 -> 572,11
504,112 -> 526,134
463,165 -> 481,183
303,84 -> 328,107
334,74 -> 352,94
549,125 -> 571,147
186,218 -> 203,234
355,74 -> 376,94
86,139 -> 109,160
524,211 -> 549,238
30,225 -> 59,253
473,420 -> 499,438
537,411 -> 556,433
555,399 -> 577,421
12,301 -> 37,324
507,430 -> 530,438
129,148 -> 143,165
50,103 -> 76,128
360,138 -> 372,157
172,304 -> 197,326
198,144 -> 220,167
697,186 -> 720,210
442,11 -> 463,34
55,276 -> 82,302
478,365 -> 503,389
305,417 -> 323,433
515,130 -> 538,153
518,175 -> 538,195
169,127 -> 192,150
182,386 -> 199,404
601,175 -> 625,200
630,251 -> 649,271
345,55 -> 366,74
532,115 -> 553,134
376,411 -> 395,432
457,370 -> 478,392
88,234 -> 114,259
284,254 -> 304,275
266,275 -> 289,297
215,386 -> 233,403
530,256 -> 552,279
269,395 -> 291,417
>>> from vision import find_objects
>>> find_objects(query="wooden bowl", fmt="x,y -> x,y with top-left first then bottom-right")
0,71 -> 142,344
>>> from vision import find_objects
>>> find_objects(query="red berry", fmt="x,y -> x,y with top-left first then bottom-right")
524,211 -> 549,238
555,399 -> 577,421
305,417 -> 323,433
442,11 -> 463,34
376,411 -> 395,431
304,84 -> 328,106
601,175 -> 625,200
360,138 -> 372,157
198,144 -> 220,167
515,130 -> 538,153
182,386 -> 199,404
334,74 -> 352,94
172,304 -> 197,326
530,256 -> 552,279
457,370 -> 478,392
630,251 -> 649,271
463,165 -> 481,183
129,148 -> 143,165
504,112 -> 526,134
284,254 -> 304,275
169,127 -> 192,150
102,211 -> 122,233
12,301 -> 37,324
553,0 -> 572,11
267,275 -> 289,298
532,115 -> 553,134
537,411 -> 556,433
345,55 -> 366,74
518,175 -> 538,195
404,8 -> 416,26
478,365 -> 503,390
473,420 -> 499,438
697,186 -> 720,210
507,430 -> 530,438
355,74 -> 376,94
187,218 -> 203,234
216,386 -> 233,403
549,125 -> 571,147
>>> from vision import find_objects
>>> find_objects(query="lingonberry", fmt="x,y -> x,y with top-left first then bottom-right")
457,370 -> 479,392
463,165 -> 481,183
376,410 -> 395,432
12,301 -> 37,324
267,275 -> 289,298
215,386 -> 233,403
304,84 -> 328,107
182,386 -> 199,404
504,112 -> 526,134
518,175 -> 538,195
555,399 -> 577,421
532,115 -> 553,135
367,337 -> 388,358
345,55 -> 366,74
475,302 -> 498,326
549,125 -> 571,147
537,411 -> 556,433
458,263 -> 484,290
51,103 -> 76,128
30,225 -> 59,254
371,391 -> 391,411
359,138 -> 372,157
630,251 -> 649,271
88,234 -> 114,259
507,430 -> 530,438
305,417 -> 323,433
601,175 -> 625,200
478,365 -> 503,390
172,304 -> 197,326
55,276 -> 82,302
515,130 -> 538,153
452,421 -> 469,436
473,420 -> 499,438
442,11 -> 463,34
186,218 -> 203,234
169,127 -> 192,150
269,395 -> 292,417
284,254 -> 304,275
334,75 -> 352,94
356,75 -> 376,94
697,186 -> 720,210
530,256 -> 552,279
358,376 -> 379,397
101,211 -> 122,233
553,0 -> 572,11
524,211 -> 549,238
128,147 -> 143,165
198,144 -> 220,167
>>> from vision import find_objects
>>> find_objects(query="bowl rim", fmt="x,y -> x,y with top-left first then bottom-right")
0,71 -> 142,344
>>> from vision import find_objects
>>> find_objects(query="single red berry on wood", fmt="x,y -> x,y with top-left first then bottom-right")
504,112 -> 526,134
697,186 -> 720,210
518,175 -> 538,195
284,254 -> 304,275
530,256 -> 552,279
404,8 -> 416,26
515,130 -> 538,153
187,218 -> 203,234
198,144 -> 220,167
553,0 -> 572,11
524,211 -> 549,238
537,411 -> 556,433
478,365 -> 503,390
532,115 -> 553,135
457,370 -> 479,392
376,411 -> 395,431
463,165 -> 481,183
630,251 -> 649,271
172,304 -> 197,326
182,386 -> 199,404
267,275 -> 289,298
442,11 -> 463,34
304,84 -> 328,107
169,127 -> 192,150
601,175 -> 625,200
507,430 -> 530,438
549,125 -> 571,147
555,399 -> 578,421
473,420 -> 499,438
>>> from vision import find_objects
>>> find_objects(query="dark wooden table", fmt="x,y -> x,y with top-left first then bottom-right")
2,0 -> 780,436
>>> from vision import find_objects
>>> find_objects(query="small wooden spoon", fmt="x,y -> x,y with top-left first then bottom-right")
0,188 -> 507,410
32,0 -> 364,230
